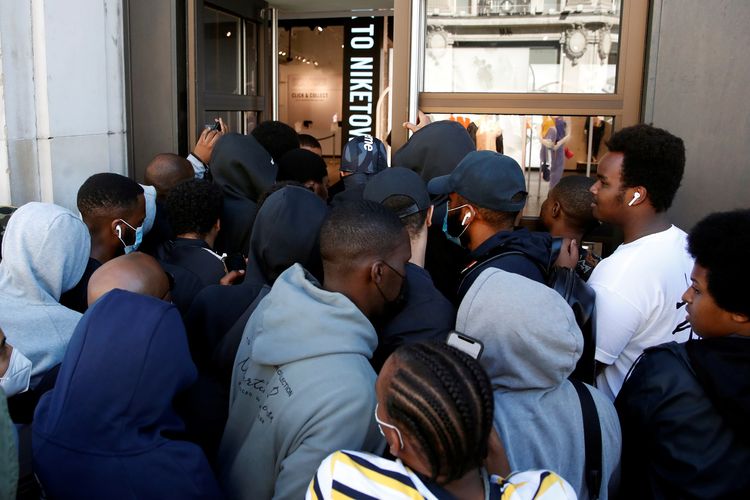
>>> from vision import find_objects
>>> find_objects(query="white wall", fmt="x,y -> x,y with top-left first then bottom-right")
278,26 -> 344,156
645,0 -> 750,229
0,0 -> 127,210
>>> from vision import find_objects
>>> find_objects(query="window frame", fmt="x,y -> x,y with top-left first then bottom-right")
391,0 -> 650,151
187,0 -> 269,141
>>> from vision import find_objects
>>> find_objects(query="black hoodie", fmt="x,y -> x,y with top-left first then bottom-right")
616,338 -> 750,498
185,185 -> 328,369
392,120 -> 476,182
210,133 -> 277,256
391,121 -> 476,302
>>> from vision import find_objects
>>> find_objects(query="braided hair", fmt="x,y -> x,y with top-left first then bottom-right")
385,341 -> 494,483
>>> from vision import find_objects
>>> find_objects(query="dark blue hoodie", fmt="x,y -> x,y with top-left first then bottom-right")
32,289 -> 223,500
457,228 -> 553,301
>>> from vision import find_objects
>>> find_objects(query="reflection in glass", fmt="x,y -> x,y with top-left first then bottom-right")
424,0 -> 621,93
244,111 -> 258,134
204,7 -> 241,95
427,113 -> 614,216
244,21 -> 258,96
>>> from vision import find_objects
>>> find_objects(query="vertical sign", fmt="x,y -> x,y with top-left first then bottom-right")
341,17 -> 383,146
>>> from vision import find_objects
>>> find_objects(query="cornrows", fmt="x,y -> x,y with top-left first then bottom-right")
386,341 -> 494,483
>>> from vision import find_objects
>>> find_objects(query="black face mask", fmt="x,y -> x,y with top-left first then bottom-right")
375,262 -> 408,322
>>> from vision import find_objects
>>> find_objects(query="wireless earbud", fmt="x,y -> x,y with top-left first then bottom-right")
462,212 -> 471,226
628,192 -> 641,207
116,225 -> 123,238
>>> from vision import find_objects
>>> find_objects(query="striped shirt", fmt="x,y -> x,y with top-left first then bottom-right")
307,450 -> 577,500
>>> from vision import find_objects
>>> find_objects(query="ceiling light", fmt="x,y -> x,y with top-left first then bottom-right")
226,31 -> 232,37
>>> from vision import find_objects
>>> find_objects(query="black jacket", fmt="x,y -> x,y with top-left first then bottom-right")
210,133 -> 277,256
371,263 -> 455,372
157,238 -> 225,288
59,258 -> 102,313
186,185 -> 328,368
616,338 -> 750,499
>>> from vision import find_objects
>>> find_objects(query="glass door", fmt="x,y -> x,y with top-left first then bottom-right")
189,0 -> 268,141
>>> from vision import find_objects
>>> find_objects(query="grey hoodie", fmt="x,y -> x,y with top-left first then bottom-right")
457,268 -> 621,499
218,263 -> 384,500
0,203 -> 89,386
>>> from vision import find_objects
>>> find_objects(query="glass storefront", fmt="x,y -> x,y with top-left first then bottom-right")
425,112 -> 613,216
423,0 -> 622,93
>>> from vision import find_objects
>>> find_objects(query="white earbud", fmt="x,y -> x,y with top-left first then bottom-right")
116,225 -> 123,238
462,212 -> 471,226
628,192 -> 641,207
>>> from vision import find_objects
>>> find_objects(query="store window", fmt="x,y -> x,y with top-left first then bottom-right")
427,113 -> 613,216
392,0 -> 648,217
424,0 -> 622,93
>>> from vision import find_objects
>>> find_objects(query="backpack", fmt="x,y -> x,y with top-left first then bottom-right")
458,238 -> 597,384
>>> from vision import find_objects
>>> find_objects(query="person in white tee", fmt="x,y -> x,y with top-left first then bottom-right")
588,124 -> 693,400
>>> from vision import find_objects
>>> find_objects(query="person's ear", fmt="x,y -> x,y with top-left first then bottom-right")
551,201 -> 562,218
425,205 -> 434,229
370,260 -> 385,285
111,219 -> 123,239
385,429 -> 402,457
303,180 -> 316,192
461,205 -> 476,225
626,187 -> 646,207
730,312 -> 750,325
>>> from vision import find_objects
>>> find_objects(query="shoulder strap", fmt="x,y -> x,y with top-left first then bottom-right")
458,249 -> 547,298
570,379 -> 602,500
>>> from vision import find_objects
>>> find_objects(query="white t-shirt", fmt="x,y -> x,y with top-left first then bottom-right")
589,225 -> 694,400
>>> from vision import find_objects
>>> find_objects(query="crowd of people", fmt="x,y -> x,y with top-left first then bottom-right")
0,116 -> 748,500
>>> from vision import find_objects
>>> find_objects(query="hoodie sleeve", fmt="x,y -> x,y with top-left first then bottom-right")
272,378 -> 382,500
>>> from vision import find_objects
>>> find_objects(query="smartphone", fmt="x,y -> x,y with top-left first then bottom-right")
446,331 -> 483,359
223,253 -> 246,273
205,120 -> 222,132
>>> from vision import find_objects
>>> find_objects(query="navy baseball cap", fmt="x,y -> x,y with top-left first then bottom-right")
340,135 -> 388,175
363,167 -> 430,219
427,151 -> 528,212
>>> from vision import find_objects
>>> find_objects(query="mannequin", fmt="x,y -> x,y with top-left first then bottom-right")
541,116 -> 572,188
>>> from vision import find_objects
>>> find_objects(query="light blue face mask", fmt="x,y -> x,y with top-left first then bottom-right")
117,219 -> 144,254
442,201 -> 471,247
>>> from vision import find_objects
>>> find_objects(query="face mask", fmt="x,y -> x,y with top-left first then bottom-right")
375,262 -> 408,321
0,347 -> 32,397
443,201 -> 472,247
117,219 -> 143,254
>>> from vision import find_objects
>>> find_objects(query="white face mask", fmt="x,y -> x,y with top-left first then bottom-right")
0,346 -> 32,397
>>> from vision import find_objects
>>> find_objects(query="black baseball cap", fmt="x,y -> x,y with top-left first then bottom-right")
363,167 -> 430,219
340,135 -> 388,175
427,151 -> 527,212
